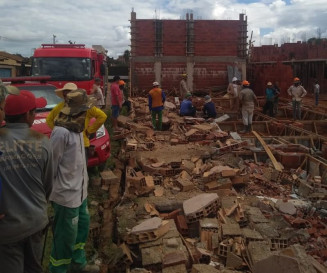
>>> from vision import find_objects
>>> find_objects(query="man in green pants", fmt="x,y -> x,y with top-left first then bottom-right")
148,81 -> 166,130
49,89 -> 98,273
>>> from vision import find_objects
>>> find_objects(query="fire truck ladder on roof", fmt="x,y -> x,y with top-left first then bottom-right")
41,44 -> 86,49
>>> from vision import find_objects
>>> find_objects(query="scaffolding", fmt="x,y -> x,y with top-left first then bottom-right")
154,20 -> 163,57
186,13 -> 194,56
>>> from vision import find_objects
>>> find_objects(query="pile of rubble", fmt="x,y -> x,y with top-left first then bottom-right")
92,97 -> 327,273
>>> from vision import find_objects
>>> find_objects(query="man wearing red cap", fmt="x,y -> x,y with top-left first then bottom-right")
287,77 -> 307,120
0,91 -> 53,273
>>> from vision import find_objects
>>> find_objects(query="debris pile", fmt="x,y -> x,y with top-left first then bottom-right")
92,97 -> 327,272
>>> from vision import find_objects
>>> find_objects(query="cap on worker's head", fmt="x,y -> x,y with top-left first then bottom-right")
0,83 -> 20,102
55,82 -> 78,99
232,77 -> 238,82
113,75 -> 120,81
293,77 -> 300,83
152,81 -> 160,87
185,92 -> 192,98
204,95 -> 211,103
55,89 -> 95,133
242,80 -> 250,86
5,90 -> 47,116
119,80 -> 125,86
182,74 -> 187,78
267,82 -> 272,86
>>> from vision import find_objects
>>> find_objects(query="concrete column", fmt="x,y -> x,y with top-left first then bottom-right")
154,60 -> 162,84
186,57 -> 194,92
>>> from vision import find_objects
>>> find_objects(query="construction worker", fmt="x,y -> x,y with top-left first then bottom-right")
180,74 -> 190,98
110,75 -> 122,131
0,91 -> 53,273
90,78 -> 105,108
314,80 -> 320,106
239,80 -> 258,133
46,82 -> 107,163
227,77 -> 241,111
49,89 -> 99,273
180,92 -> 196,117
287,77 -> 307,120
148,81 -> 166,130
202,95 -> 217,119
262,82 -> 275,117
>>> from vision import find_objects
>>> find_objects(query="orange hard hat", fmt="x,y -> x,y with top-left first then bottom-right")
242,80 -> 250,86
119,80 -> 125,86
293,77 -> 300,82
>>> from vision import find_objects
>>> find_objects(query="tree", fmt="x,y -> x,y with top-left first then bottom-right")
123,50 -> 130,65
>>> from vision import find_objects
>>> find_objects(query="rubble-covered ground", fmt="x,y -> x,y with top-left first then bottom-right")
84,96 -> 327,273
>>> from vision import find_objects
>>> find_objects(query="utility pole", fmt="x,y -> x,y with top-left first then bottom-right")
53,34 -> 56,44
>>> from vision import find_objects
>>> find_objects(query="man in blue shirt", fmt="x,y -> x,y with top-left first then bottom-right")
180,93 -> 196,117
263,82 -> 275,117
202,95 -> 217,119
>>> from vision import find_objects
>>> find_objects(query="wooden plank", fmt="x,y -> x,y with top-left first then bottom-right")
252,130 -> 283,171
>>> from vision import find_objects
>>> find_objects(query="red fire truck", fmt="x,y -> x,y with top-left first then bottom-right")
31,44 -> 108,96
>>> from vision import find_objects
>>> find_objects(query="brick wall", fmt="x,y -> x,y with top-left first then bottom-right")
194,21 -> 240,56
249,40 -> 327,94
131,17 -> 244,93
134,20 -> 155,56
162,21 -> 186,56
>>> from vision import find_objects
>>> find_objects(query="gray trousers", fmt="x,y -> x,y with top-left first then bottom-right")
0,230 -> 44,273
241,106 -> 254,126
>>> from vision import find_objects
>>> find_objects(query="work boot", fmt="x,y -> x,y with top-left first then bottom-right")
247,124 -> 252,132
240,125 -> 247,133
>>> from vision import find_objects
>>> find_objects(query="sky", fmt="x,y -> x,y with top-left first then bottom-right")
0,0 -> 326,58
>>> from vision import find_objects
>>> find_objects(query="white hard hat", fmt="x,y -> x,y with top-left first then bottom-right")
232,77 -> 238,82
153,81 -> 160,86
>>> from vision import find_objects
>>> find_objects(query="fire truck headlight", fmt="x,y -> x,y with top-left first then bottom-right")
96,125 -> 106,139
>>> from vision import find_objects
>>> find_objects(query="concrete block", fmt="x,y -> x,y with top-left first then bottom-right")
127,218 -> 171,244
162,264 -> 187,273
275,199 -> 297,215
199,218 -> 219,233
242,228 -> 264,244
131,217 -> 162,234
175,177 -> 194,192
226,252 -> 243,269
191,264 -> 220,273
217,178 -> 232,190
162,251 -> 187,268
254,223 -> 279,238
247,241 -> 272,265
221,223 -> 242,238
141,245 -> 162,267
100,170 -> 119,186
183,193 -> 219,223
298,180 -> 313,197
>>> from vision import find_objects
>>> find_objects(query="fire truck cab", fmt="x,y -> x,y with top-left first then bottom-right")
31,44 -> 108,97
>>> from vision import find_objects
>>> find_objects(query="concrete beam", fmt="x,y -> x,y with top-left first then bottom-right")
132,56 -> 246,63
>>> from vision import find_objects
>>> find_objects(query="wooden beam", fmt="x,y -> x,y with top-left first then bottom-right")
252,130 -> 283,171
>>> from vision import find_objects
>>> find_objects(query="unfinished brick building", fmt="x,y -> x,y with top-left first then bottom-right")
248,40 -> 327,96
130,11 -> 247,95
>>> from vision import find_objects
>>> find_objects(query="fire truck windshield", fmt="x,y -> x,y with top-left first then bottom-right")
32,57 -> 92,81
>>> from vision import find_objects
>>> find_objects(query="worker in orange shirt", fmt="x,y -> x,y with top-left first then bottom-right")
148,81 -> 166,130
